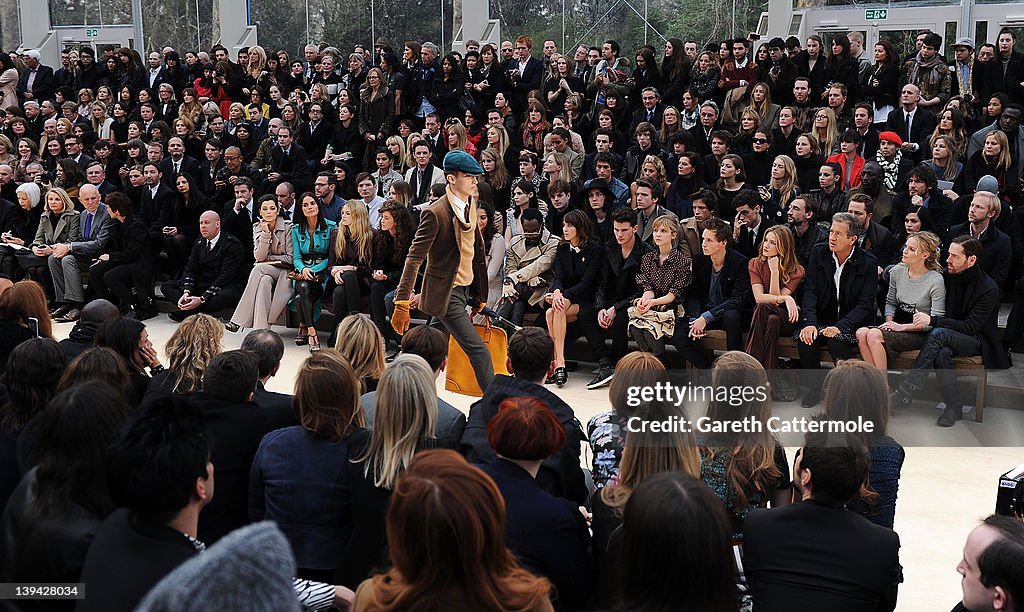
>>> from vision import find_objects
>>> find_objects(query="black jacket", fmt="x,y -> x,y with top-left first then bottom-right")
891,190 -> 955,239
138,183 -> 177,245
860,221 -> 894,268
461,375 -> 588,505
801,243 -> 878,332
884,107 -> 937,163
936,264 -> 1011,370
791,222 -> 829,268
180,231 -> 246,302
595,238 -> 654,311
686,249 -> 753,321
946,223 -> 1012,290
550,242 -> 603,305
982,50 -> 1024,101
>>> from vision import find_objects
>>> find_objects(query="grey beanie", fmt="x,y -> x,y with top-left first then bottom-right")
976,175 -> 1000,194
136,522 -> 300,612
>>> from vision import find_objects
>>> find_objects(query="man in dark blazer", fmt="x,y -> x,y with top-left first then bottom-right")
945,190 -> 1012,290
853,103 -> 881,159
139,162 -> 176,249
159,137 -> 201,187
509,36 -> 545,113
628,87 -> 666,138
731,190 -> 776,258
672,217 -> 751,368
847,194 -> 895,269
161,210 -> 245,322
391,150 -> 493,391
16,50 -> 55,103
796,212 -> 878,407
296,103 -> 335,163
265,125 -> 311,194
48,184 -> 113,322
77,396 -> 213,612
634,177 -> 677,246
744,428 -> 901,612
687,101 -> 719,157
221,177 -> 257,266
241,329 -> 296,429
884,83 -> 937,163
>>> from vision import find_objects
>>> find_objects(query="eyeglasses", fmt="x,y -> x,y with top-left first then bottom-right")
700,112 -> 716,118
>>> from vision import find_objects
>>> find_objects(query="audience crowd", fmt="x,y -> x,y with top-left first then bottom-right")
0,26 -> 1022,611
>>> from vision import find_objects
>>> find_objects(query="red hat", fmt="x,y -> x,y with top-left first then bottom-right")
878,131 -> 903,146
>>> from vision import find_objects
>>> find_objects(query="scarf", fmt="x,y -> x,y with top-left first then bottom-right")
876,148 -> 903,191
908,51 -> 943,86
956,57 -> 974,99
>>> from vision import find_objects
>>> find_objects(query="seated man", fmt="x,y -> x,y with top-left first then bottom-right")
589,152 -> 630,209
264,125 -> 311,194
890,235 -> 1010,427
460,327 -> 588,505
161,211 -> 245,322
847,193 -> 894,270
634,176 -> 677,247
679,188 -> 724,260
497,209 -> 559,328
590,207 -> 654,389
361,325 -> 467,447
951,515 -> 1024,612
848,161 -> 894,228
787,193 -> 828,268
671,217 -> 752,369
796,212 -> 878,408
946,190 -> 1011,289
732,189 -> 775,259
77,396 -> 213,612
891,164 -> 955,239
48,184 -> 113,322
744,426 -> 901,612
240,328 -> 297,430
88,192 -> 158,320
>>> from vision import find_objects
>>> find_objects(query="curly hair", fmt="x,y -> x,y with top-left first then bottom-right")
164,313 -> 224,394
374,199 -> 415,266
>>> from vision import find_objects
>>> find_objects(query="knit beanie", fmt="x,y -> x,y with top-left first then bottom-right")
976,175 -> 999,194
136,522 -> 300,612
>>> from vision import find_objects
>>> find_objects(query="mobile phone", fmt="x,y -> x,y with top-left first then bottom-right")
27,316 -> 39,338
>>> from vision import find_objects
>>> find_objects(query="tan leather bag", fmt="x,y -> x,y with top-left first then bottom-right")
445,318 -> 510,397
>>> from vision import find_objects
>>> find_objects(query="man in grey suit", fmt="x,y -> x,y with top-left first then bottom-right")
361,325 -> 467,447
50,184 -> 112,322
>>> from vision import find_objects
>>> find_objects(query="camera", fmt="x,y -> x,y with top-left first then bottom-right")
996,463 -> 1024,518
216,166 -> 233,180
38,170 -> 56,184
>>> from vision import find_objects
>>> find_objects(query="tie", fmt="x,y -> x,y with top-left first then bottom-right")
207,240 -> 214,252
647,110 -> 654,122
84,213 -> 93,240
174,161 -> 180,174
463,204 -> 470,223
905,112 -> 912,142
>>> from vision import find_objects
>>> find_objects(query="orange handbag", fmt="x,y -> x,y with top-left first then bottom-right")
444,318 -> 509,397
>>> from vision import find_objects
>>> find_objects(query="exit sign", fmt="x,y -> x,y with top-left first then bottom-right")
865,8 -> 888,20
86,28 -> 99,37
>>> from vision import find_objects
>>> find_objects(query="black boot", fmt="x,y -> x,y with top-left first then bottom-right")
889,381 -> 919,410
133,297 -> 159,321
937,405 -> 964,427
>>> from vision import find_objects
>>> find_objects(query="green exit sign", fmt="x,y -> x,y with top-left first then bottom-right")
86,28 -> 99,37
865,8 -> 888,20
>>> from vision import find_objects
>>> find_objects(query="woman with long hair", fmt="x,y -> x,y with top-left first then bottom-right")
541,151 -> 572,189
825,34 -> 860,100
733,109 -> 761,155
94,317 -> 162,405
745,82 -> 781,133
821,361 -> 905,529
628,48 -> 662,111
660,38 -> 691,107
333,312 -> 386,395
290,193 -> 337,352
145,313 -> 223,400
666,151 -> 706,217
477,199 -> 506,311
250,349 -> 366,582
793,132 -> 825,191
760,154 -> 800,224
328,200 -> 373,330
429,54 -> 465,123
862,41 -> 900,126
13,139 -> 40,185
926,134 -> 965,192
744,225 -> 805,392
700,351 -> 791,540
350,449 -> 552,610
232,195 -> 295,331
90,102 -> 114,140
369,200 -> 414,354
689,51 -> 720,103
166,173 -> 208,276
481,147 -> 511,212
629,155 -> 669,208
359,67 -> 396,169
445,120 -> 476,158
504,181 -> 544,241
811,107 -> 838,155
521,100 -> 550,155
109,101 -> 132,146
964,130 -> 1019,204
857,231 -> 945,374
930,107 -> 968,156
543,55 -> 584,115
715,153 -> 756,221
0,280 -> 53,374
659,106 -> 683,150
495,91 -> 517,135
544,210 -> 601,386
794,35 -> 828,99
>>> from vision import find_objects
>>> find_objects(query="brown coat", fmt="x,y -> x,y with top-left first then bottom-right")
396,191 -> 488,317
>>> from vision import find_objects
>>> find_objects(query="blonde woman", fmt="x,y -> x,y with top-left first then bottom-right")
629,155 -> 669,208
541,151 -> 572,187
760,154 -> 800,224
811,107 -> 838,155
146,312 -> 224,398
856,230 -> 945,373
328,199 -> 374,325
745,225 -> 805,395
77,88 -> 94,118
745,82 -> 781,133
446,120 -> 475,157
90,102 -> 114,140
226,102 -> 247,135
333,312 -> 386,394
480,147 -> 511,212
700,351 -> 791,540
21,187 -> 80,288
231,195 -> 294,330
385,135 -> 408,173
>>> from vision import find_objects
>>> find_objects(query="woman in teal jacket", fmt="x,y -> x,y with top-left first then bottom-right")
290,192 -> 336,352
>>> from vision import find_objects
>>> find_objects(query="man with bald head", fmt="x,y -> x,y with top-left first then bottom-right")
48,184 -> 113,322
161,210 -> 246,322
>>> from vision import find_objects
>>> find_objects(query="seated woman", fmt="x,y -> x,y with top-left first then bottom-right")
0,183 -> 43,279
544,210 -> 602,387
144,313 -> 224,401
629,215 -> 691,362
342,354 -> 441,588
758,153 -> 800,224
231,195 -> 294,331
165,173 -> 210,278
1,383 -> 130,588
856,231 -> 945,374
369,200 -> 414,356
290,193 -> 337,353
888,205 -> 936,263
477,200 -> 506,313
327,199 -> 373,330
21,187 -> 80,298
94,316 -> 162,406
89,192 -> 157,320
821,360 -> 905,529
482,397 -> 593,611
350,450 -> 553,610
332,313 -> 386,394
826,128 -> 865,190
249,350 -> 366,583
700,351 -> 791,541
505,181 -> 544,241
0,281 -> 53,377
926,135 -> 965,200
744,225 -> 805,399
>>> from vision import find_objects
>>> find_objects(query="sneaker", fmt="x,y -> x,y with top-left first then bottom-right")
937,405 -> 964,427
587,367 -> 615,390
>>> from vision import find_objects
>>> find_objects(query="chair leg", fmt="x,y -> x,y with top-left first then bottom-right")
975,368 -> 986,423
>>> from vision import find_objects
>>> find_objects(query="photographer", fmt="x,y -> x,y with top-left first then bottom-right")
215,146 -> 263,204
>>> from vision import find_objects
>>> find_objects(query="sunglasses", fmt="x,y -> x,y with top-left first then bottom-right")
752,138 -> 769,144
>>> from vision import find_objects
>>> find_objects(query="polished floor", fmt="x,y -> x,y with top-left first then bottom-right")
54,315 -> 1023,611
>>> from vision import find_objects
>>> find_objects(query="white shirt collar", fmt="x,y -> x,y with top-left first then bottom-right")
207,232 -> 220,249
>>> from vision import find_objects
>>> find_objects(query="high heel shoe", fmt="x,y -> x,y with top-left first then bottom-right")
295,327 -> 309,346
308,333 -> 321,353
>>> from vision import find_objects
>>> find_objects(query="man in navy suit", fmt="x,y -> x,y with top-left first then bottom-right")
628,87 -> 666,137
17,50 -> 54,103
265,126 -> 311,194
884,83 -> 937,164
509,36 -> 544,113
161,211 -> 245,322
49,184 -> 113,322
